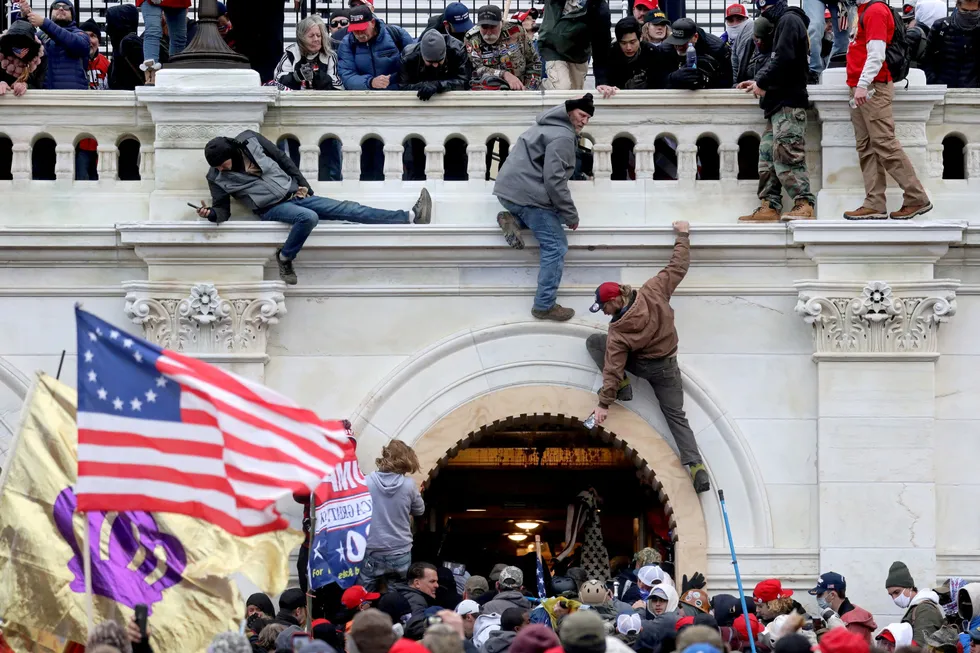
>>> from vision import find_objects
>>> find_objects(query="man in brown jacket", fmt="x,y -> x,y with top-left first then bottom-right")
584,220 -> 709,493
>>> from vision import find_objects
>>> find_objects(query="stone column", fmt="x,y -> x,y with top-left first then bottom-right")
791,221 -> 964,619
136,69 -> 276,221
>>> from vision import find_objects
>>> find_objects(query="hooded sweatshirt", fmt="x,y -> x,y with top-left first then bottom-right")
596,234 -> 689,408
485,630 -> 519,653
493,104 -> 579,228
957,583 -> 980,653
39,0 -> 89,89
753,3 -> 810,118
365,471 -> 425,555
902,589 -> 943,646
645,584 -> 680,624
878,623 -> 913,648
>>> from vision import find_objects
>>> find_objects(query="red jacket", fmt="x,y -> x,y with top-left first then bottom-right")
840,603 -> 878,644
135,0 -> 191,8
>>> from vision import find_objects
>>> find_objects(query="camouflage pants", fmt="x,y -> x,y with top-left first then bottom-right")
758,107 -> 815,210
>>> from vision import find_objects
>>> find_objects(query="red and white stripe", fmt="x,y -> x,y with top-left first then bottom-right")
76,349 -> 351,536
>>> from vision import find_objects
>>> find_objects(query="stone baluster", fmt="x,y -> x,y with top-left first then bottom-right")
592,143 -> 612,179
11,142 -> 30,181
139,145 -> 155,180
55,144 -> 74,180
677,143 -> 699,185
719,143 -> 739,181
633,144 -> 655,180
467,144 -> 487,180
383,143 -> 404,181
926,143 -> 943,179
299,144 -> 319,180
967,143 -> 980,180
342,144 -> 361,180
425,145 -> 446,181
97,144 -> 119,180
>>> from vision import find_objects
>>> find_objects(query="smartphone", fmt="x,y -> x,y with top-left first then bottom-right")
134,603 -> 148,640
291,633 -> 311,653
187,202 -> 201,210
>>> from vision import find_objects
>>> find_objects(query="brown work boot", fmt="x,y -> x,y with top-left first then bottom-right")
531,305 -> 574,321
497,211 -> 525,249
843,206 -> 887,220
782,199 -> 815,221
738,200 -> 781,223
890,202 -> 933,220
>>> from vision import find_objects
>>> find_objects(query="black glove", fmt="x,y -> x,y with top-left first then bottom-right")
417,81 -> 439,101
668,66 -> 707,90
681,571 -> 706,592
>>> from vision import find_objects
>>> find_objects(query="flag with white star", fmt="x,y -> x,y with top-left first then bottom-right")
75,307 -> 353,537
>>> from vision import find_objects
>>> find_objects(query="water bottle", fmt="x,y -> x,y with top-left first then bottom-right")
686,42 -> 697,69
848,86 -> 876,109
10,4 -> 22,22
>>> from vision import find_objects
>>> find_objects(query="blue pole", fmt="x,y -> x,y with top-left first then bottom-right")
719,490 -> 758,653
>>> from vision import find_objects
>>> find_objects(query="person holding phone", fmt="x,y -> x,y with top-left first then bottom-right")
199,130 -> 432,285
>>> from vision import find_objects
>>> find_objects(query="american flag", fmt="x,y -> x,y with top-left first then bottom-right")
535,536 -> 547,598
74,308 -> 351,537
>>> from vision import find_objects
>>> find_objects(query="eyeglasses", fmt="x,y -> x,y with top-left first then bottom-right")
330,19 -> 349,27
52,3 -> 71,9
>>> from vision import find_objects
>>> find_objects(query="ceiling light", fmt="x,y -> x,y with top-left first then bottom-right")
515,521 -> 542,530
466,509 -> 487,512
507,533 -> 529,542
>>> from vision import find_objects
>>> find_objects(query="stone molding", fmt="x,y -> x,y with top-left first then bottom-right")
154,123 -> 258,149
122,281 -> 286,361
795,280 -> 959,361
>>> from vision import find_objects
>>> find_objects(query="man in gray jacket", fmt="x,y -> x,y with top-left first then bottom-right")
493,94 -> 594,321
200,130 -> 432,285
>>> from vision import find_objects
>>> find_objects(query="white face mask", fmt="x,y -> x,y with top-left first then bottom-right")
727,20 -> 749,40
893,591 -> 912,609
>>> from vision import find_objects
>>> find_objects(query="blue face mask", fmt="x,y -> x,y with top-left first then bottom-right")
638,587 -> 651,600
816,595 -> 831,611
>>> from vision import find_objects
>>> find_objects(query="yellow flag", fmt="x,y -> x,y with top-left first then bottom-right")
0,375 -> 303,652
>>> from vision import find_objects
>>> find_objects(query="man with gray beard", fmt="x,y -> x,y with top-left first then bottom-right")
464,5 -> 542,89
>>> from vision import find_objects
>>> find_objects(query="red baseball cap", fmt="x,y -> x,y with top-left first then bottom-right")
590,282 -> 621,313
823,627 -> 872,653
342,585 -> 381,609
732,614 -> 763,641
753,579 -> 793,603
725,3 -> 747,17
347,5 -> 374,31
634,0 -> 659,10
675,616 -> 695,632
825,8 -> 832,18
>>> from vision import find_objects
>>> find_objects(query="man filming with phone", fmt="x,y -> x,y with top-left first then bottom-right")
198,130 -> 433,285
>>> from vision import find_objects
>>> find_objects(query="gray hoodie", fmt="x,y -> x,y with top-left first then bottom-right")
365,471 -> 425,555
493,105 -> 579,228
484,630 -> 518,653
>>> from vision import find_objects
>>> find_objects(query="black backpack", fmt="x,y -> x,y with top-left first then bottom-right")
859,0 -> 911,82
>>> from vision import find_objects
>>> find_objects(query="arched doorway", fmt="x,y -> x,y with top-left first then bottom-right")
412,413 -> 676,590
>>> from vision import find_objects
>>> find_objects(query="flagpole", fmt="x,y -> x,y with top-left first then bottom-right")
306,488 -> 315,633
82,511 -> 94,634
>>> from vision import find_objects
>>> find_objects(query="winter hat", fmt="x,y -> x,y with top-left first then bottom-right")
819,627 -> 870,653
377,589 -> 414,625
512,625 -> 562,653
466,575 -> 490,598
86,621 -> 133,653
79,18 -> 101,40
351,609 -> 397,653
1,19 -> 43,62
420,30 -> 447,62
561,611 -> 608,653
580,579 -> 608,605
248,592 -> 277,617
280,587 -> 307,611
205,136 -> 242,167
208,632 -> 252,653
49,0 -> 76,20
752,16 -> 773,39
885,561 -> 915,589
680,590 -> 710,614
565,93 -> 595,117
732,614 -> 762,642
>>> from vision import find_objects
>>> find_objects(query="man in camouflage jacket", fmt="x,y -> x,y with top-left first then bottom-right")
464,4 -> 542,89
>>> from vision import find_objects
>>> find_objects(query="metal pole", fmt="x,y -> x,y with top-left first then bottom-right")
719,490 -> 758,653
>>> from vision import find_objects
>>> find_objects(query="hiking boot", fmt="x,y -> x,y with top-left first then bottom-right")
689,463 -> 710,494
531,305 -> 574,321
412,188 -> 432,224
497,211 -> 525,250
782,199 -> 815,221
890,202 -> 933,220
843,206 -> 887,220
616,378 -> 633,402
275,249 -> 297,285
738,201 -> 781,223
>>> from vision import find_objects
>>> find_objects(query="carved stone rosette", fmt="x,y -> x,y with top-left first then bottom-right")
795,280 -> 958,360
123,281 -> 286,357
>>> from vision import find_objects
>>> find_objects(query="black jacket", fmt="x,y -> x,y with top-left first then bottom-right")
907,23 -> 929,69
206,130 -> 313,223
538,0 -> 611,75
925,12 -> 980,87
754,5 -> 810,117
398,33 -> 472,91
387,583 -> 436,617
596,41 -> 670,88
659,29 -> 732,90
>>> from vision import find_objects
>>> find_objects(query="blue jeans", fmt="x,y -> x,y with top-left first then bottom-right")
260,195 -> 410,260
75,149 -> 98,181
141,4 -> 188,63
499,199 -> 568,312
357,550 -> 412,593
804,0 -> 853,75
320,139 -> 342,181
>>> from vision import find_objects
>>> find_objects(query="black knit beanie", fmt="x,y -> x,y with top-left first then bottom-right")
565,93 -> 595,117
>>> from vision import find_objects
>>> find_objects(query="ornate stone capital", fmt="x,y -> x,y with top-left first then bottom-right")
795,280 -> 959,361
122,281 -> 286,368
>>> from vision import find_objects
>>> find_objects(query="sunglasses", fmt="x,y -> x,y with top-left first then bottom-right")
331,19 -> 349,27
52,3 -> 71,9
